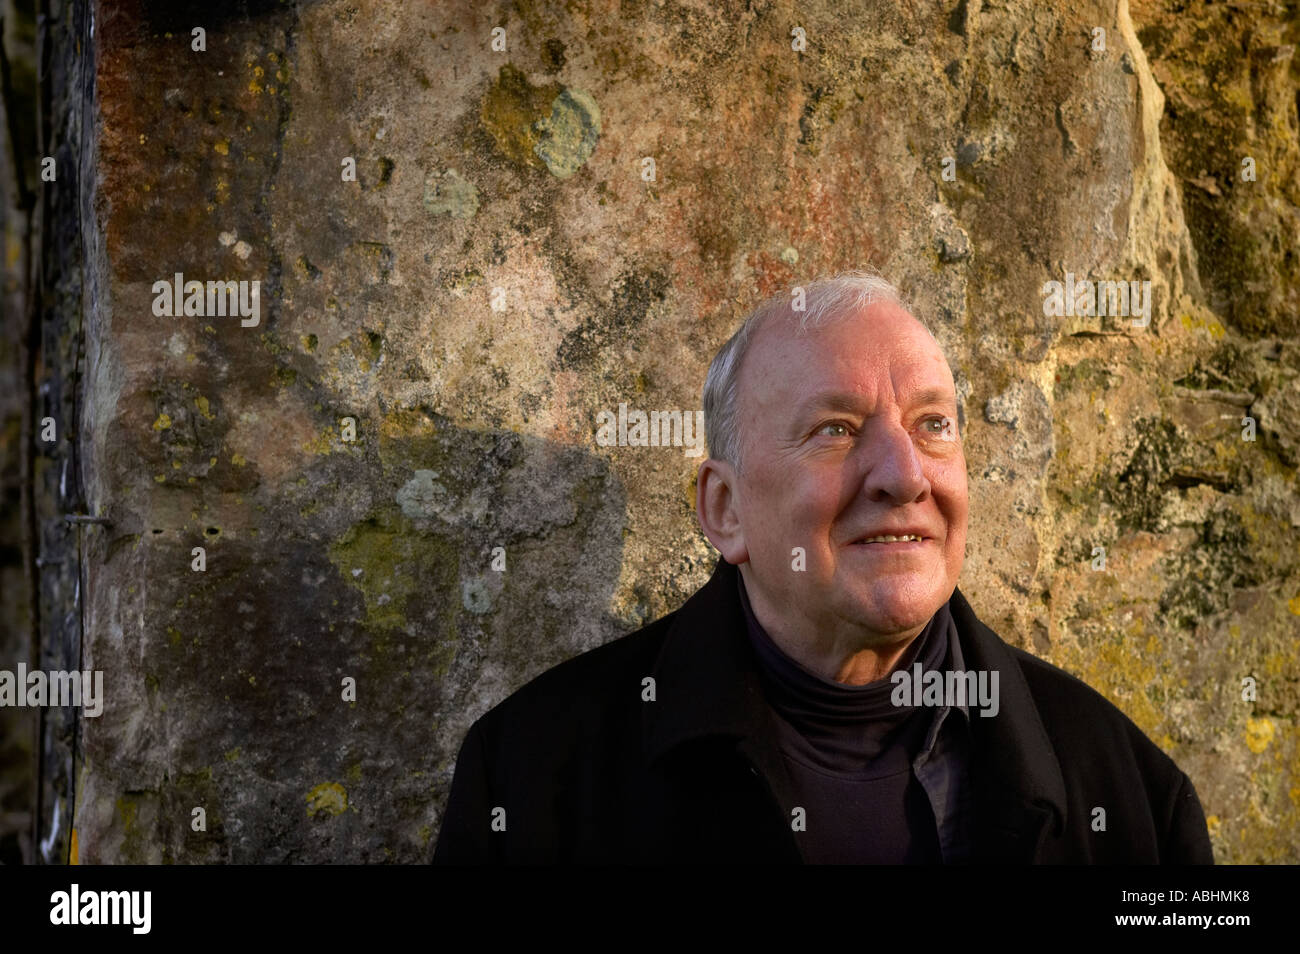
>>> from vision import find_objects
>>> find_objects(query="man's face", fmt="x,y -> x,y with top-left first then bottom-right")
730,302 -> 968,646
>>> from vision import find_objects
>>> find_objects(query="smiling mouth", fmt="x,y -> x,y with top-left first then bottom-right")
855,534 -> 927,545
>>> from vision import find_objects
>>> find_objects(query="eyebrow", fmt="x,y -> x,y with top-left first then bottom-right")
910,387 -> 958,409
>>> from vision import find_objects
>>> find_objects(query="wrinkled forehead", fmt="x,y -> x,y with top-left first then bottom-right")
741,304 -> 956,409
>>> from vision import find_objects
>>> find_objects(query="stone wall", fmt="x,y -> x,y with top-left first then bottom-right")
4,0 -> 1296,862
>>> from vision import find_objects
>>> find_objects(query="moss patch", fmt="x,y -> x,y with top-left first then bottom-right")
327,512 -> 460,633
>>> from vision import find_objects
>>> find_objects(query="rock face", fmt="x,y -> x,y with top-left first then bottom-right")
4,0 -> 1296,862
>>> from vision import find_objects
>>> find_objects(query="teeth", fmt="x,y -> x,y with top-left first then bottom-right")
861,534 -> 922,543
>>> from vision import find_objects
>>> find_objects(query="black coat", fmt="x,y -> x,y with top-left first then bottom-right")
433,558 -> 1214,864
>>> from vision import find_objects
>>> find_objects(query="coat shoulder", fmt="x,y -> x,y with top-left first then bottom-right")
954,587 -> 1179,775
1006,642 -> 1182,780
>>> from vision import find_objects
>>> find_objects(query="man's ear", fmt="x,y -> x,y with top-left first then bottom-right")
696,458 -> 748,565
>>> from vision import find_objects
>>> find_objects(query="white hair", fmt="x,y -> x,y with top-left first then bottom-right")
702,269 -> 924,473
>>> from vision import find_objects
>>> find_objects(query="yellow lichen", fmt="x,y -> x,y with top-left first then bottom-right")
303,426 -> 339,455
1179,311 -> 1227,339
1245,717 -> 1275,754
1048,628 -> 1166,741
306,782 -> 348,817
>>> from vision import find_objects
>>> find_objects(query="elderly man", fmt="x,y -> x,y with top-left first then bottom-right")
433,271 -> 1214,864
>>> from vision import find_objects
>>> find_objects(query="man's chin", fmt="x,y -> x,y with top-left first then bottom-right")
839,591 -> 942,640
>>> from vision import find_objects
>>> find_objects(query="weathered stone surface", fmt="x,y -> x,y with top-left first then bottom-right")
10,0 -> 1296,862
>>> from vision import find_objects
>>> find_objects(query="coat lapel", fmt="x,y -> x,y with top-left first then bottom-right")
948,587 -> 1069,862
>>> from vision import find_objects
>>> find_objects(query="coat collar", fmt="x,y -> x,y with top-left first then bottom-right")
642,557 -> 777,761
641,557 -> 1069,861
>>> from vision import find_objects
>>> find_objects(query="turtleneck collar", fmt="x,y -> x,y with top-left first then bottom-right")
737,569 -> 953,772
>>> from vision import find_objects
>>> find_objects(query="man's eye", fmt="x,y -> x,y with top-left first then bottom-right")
922,416 -> 957,439
816,422 -> 851,438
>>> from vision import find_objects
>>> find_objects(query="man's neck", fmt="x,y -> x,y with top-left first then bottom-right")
739,573 -> 927,685
825,638 -> 925,685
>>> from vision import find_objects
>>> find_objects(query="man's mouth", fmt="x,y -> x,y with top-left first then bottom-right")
848,531 -> 933,550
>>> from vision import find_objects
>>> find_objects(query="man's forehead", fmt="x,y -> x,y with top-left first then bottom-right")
743,306 -> 955,406
796,384 -> 957,412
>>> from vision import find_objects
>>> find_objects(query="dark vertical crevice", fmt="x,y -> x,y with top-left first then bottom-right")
1,0 -> 41,865
66,0 -> 92,866
24,0 -> 89,864
0,16 -> 34,212
29,0 -> 52,864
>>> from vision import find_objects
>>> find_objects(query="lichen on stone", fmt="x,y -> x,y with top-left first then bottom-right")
532,88 -> 601,179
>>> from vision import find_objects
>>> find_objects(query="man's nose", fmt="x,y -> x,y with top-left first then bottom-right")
859,421 -> 928,502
